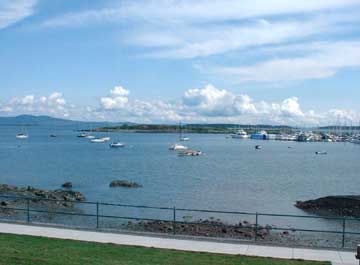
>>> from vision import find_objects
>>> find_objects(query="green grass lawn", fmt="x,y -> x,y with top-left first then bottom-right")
0,233 -> 330,265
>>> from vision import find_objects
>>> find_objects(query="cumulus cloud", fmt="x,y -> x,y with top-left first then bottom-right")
1,92 -> 70,118
0,0 -> 37,30
94,84 -> 360,125
100,86 -> 129,110
1,85 -> 359,125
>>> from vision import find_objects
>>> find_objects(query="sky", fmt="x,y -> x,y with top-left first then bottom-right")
1,0 -> 360,125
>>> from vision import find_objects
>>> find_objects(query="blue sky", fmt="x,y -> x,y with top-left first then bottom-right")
1,0 -> 360,125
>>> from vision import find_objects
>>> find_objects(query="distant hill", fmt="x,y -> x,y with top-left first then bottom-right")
93,123 -> 295,134
0,115 -> 129,128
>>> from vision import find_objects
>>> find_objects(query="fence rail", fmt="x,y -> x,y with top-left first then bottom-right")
0,194 -> 359,249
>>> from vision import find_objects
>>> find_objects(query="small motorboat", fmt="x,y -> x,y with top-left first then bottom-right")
100,137 -> 111,142
180,137 -> 190,141
255,145 -> 262,150
110,142 -> 125,148
169,143 -> 188,150
77,133 -> 88,138
315,151 -> 327,155
16,133 -> 28,139
178,149 -> 202,156
91,138 -> 106,143
50,134 -> 57,138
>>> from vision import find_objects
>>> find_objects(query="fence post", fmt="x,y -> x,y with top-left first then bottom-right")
342,218 -> 346,248
173,206 -> 176,235
96,202 -> 99,229
255,212 -> 258,242
26,198 -> 30,223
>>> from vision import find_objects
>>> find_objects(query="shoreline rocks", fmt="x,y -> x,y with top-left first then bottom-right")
0,184 -> 86,208
109,180 -> 142,188
127,219 -> 278,240
295,195 -> 360,217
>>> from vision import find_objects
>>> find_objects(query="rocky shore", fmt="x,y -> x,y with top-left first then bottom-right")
126,218 -> 290,240
295,195 -> 360,217
0,184 -> 86,208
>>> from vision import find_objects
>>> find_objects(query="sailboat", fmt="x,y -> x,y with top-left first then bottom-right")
179,122 -> 190,141
16,126 -> 29,139
169,122 -> 189,150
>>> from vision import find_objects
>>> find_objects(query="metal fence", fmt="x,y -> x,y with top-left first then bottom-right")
0,194 -> 359,249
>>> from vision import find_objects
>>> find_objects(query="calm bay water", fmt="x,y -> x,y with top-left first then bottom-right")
1,124 -> 360,231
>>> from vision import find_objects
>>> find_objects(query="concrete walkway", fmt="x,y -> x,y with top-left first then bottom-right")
0,222 -> 357,265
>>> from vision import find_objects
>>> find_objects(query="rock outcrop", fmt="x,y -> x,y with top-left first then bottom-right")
295,195 -> 360,216
109,180 -> 142,188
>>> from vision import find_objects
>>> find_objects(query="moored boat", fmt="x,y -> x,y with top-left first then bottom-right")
110,142 -> 125,148
77,133 -> 88,138
91,138 -> 106,143
315,151 -> 327,155
16,133 -> 28,139
178,149 -> 202,156
231,129 -> 249,139
169,143 -> 188,150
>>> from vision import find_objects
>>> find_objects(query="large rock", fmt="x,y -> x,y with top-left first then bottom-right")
295,195 -> 360,216
109,180 -> 142,188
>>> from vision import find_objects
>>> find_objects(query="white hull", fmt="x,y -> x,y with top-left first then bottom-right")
91,138 -> 106,143
110,142 -> 125,148
169,144 -> 188,150
231,135 -> 249,139
16,135 -> 28,139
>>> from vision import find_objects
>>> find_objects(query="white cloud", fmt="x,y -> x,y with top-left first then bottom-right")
0,106 -> 13,113
100,86 -> 129,110
94,84 -> 360,125
10,95 -> 35,107
2,92 -> 70,117
43,0 -> 360,28
204,41 -> 360,82
0,0 -> 37,30
42,0 -> 360,61
1,85 -> 359,125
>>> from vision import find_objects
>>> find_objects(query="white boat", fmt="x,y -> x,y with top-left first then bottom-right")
85,135 -> 95,139
231,129 -> 249,139
100,137 -> 111,142
91,138 -> 106,143
255,145 -> 262,150
110,142 -> 125,148
180,137 -> 190,141
169,143 -> 188,150
77,133 -> 88,138
16,133 -> 28,139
